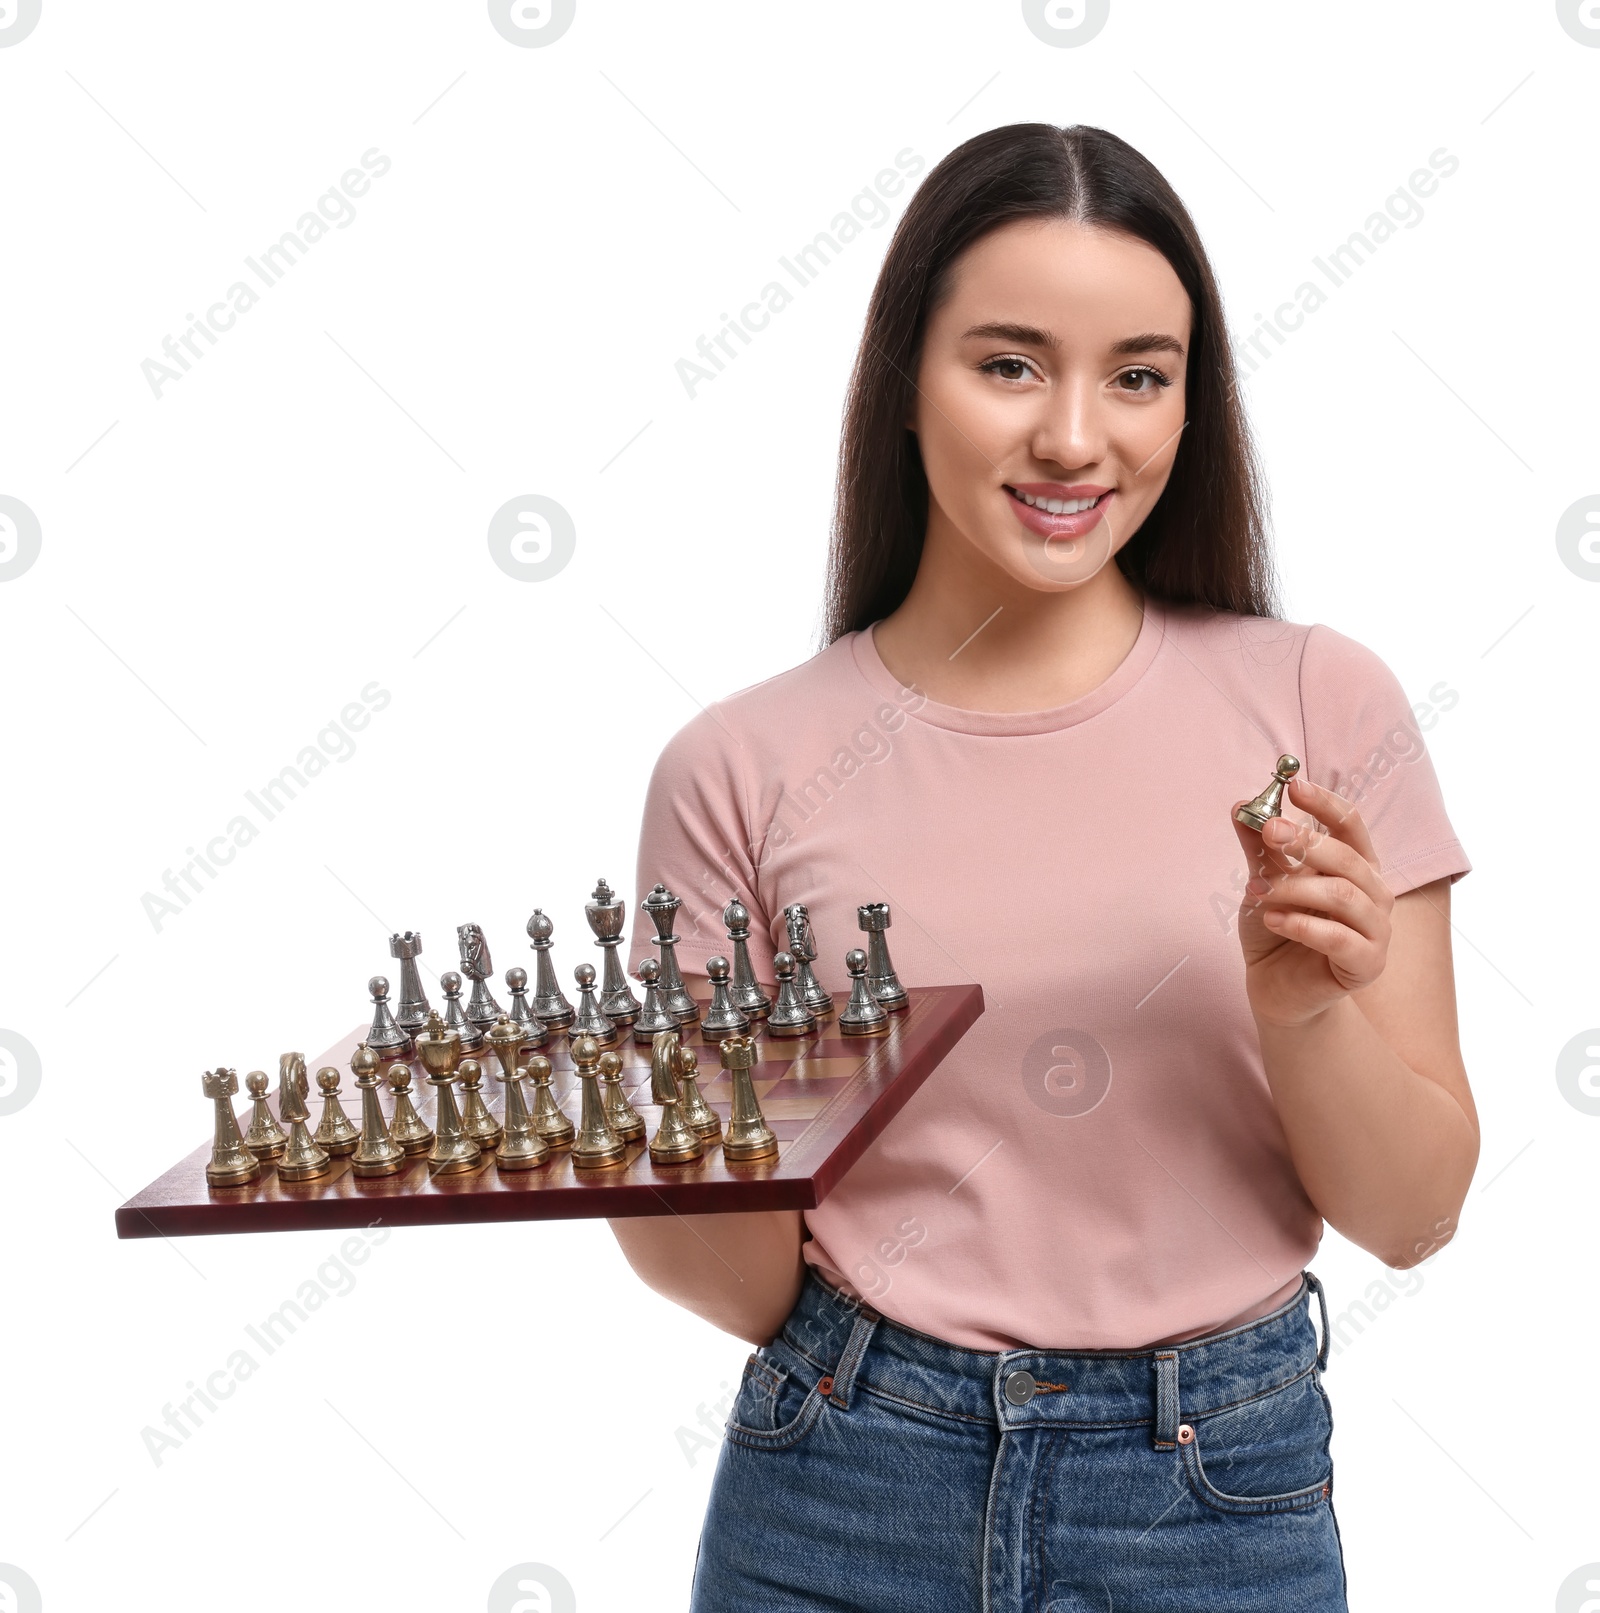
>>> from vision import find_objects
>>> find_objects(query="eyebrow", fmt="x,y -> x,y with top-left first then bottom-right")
960,321 -> 1186,358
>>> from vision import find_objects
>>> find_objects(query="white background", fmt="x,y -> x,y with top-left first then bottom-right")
0,1 -> 1594,1609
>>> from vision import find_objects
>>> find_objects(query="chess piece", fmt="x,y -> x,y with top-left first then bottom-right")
349,1043 -> 406,1177
313,1067 -> 360,1157
524,1053 -> 575,1150
698,954 -> 750,1042
1235,754 -> 1301,831
203,1068 -> 262,1186
569,961 -> 620,1048
439,970 -> 486,1054
487,1018 -> 549,1169
275,1054 -> 332,1182
526,909 -> 576,1030
856,902 -> 909,1011
364,975 -> 414,1062
785,903 -> 835,1019
455,1058 -> 503,1153
241,1069 -> 287,1159
766,951 -> 817,1038
388,931 -> 431,1040
642,883 -> 699,1024
384,1061 -> 434,1155
587,878 -> 642,1025
724,899 -> 773,1021
598,1048 -> 645,1144
673,1044 -> 722,1142
647,1041 -> 705,1165
504,966 -> 548,1049
719,1035 -> 778,1162
569,1034 -> 627,1169
631,957 -> 677,1045
416,1011 -> 481,1175
838,948 -> 891,1036
457,922 -> 506,1031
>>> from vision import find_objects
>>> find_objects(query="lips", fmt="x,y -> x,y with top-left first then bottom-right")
1005,485 -> 1115,541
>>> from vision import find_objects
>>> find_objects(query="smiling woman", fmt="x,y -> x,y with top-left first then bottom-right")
612,122 -> 1476,1613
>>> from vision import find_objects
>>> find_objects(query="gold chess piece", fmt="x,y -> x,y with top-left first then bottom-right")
487,1017 -> 549,1170
674,1044 -> 722,1143
525,1053 -> 575,1150
647,1041 -> 705,1165
384,1062 -> 434,1155
456,1058 -> 504,1153
1235,754 -> 1301,831
416,1010 -> 482,1175
349,1043 -> 406,1178
313,1067 -> 360,1157
203,1068 -> 262,1186
569,1033 -> 627,1170
241,1069 -> 287,1159
719,1034 -> 778,1163
599,1049 -> 646,1144
275,1053 -> 332,1182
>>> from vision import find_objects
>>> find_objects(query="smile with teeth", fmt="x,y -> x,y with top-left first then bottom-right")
1008,488 -> 1108,515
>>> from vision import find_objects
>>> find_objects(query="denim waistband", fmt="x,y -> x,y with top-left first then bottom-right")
776,1266 -> 1331,1447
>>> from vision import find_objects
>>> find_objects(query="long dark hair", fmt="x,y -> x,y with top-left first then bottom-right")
821,123 -> 1281,645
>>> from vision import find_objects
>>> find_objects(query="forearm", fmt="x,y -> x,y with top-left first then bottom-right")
606,1207 -> 807,1345
1255,994 -> 1479,1267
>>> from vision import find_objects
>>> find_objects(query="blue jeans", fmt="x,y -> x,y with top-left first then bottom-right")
690,1265 -> 1347,1611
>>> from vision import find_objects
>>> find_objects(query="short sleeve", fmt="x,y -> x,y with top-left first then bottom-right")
1298,624 -> 1472,897
626,706 -> 777,989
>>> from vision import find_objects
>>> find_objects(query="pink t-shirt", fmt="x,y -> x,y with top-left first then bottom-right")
626,594 -> 1472,1350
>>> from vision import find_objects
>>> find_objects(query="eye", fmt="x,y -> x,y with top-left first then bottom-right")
1117,365 -> 1174,394
977,354 -> 1038,384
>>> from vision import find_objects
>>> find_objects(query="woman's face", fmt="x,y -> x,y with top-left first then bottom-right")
909,217 -> 1192,592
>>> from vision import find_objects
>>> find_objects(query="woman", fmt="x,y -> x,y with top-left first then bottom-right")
611,122 -> 1477,1612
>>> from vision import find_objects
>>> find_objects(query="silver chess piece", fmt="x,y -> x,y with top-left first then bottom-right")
525,909 -> 576,1030
1235,754 -> 1301,831
203,1068 -> 261,1186
642,883 -> 699,1024
387,931 -> 432,1040
838,948 -> 891,1036
723,899 -> 772,1021
766,951 -> 816,1038
457,923 -> 506,1031
631,958 -> 677,1045
439,970 -> 486,1054
586,878 -> 642,1025
784,902 -> 834,1019
569,961 -> 620,1047
698,955 -> 750,1043
856,902 -> 909,1011
504,965 -> 548,1048
365,975 -> 414,1062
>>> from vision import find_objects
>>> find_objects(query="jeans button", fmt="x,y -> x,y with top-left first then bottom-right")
1004,1369 -> 1036,1405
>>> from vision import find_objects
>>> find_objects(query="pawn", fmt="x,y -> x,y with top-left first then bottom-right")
570,1034 -> 627,1170
647,1044 -> 705,1165
313,1067 -> 360,1156
674,1044 -> 722,1143
569,961 -> 620,1048
203,1068 -> 262,1186
365,975 -> 413,1062
455,1058 -> 503,1153
724,899 -> 773,1021
1235,753 -> 1301,831
525,1052 -> 575,1150
631,957 -> 677,1045
349,1043 -> 406,1178
384,1062 -> 434,1155
599,1048 -> 645,1144
838,948 -> 891,1036
698,954 -> 751,1043
440,970 -> 486,1054
242,1069 -> 287,1159
766,952 -> 817,1038
504,966 -> 548,1049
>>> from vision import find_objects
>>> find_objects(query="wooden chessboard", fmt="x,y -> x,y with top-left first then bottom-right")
115,984 -> 984,1239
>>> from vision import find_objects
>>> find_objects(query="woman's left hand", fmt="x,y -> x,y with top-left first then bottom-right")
1229,774 -> 1395,1028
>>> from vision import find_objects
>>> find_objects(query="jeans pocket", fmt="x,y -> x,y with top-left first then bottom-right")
1178,1370 -> 1333,1516
723,1344 -> 830,1452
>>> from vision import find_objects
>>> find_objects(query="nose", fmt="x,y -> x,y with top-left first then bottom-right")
1027,373 -> 1108,475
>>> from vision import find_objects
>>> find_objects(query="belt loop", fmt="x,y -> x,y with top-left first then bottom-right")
826,1305 -> 880,1409
1151,1351 -> 1180,1449
1302,1269 -> 1331,1372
